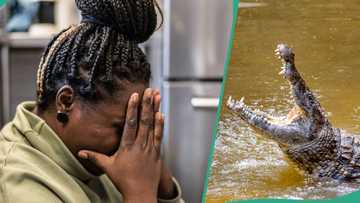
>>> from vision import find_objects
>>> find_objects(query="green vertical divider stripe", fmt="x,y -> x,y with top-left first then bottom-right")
0,0 -> 7,7
201,0 -> 240,202
201,0 -> 360,202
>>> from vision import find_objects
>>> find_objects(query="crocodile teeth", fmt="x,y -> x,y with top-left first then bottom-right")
279,66 -> 286,75
239,97 -> 245,103
227,96 -> 234,108
227,96 -> 237,110
227,96 -> 246,111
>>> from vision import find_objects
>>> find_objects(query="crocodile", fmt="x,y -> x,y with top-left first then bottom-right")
226,44 -> 360,181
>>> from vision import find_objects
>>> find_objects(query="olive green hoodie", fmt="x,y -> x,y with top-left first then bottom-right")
0,102 -> 183,203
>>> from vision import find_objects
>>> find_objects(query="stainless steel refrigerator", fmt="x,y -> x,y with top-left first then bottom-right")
148,0 -> 234,202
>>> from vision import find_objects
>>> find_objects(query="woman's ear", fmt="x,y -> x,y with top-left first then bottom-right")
56,85 -> 75,113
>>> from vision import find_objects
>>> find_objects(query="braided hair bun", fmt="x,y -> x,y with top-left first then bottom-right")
36,0 -> 160,109
75,0 -> 159,43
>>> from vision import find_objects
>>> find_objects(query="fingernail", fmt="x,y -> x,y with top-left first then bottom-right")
132,93 -> 139,102
78,151 -> 88,159
146,88 -> 153,95
156,94 -> 161,101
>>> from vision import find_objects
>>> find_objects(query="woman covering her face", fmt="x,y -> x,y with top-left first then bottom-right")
0,0 -> 184,202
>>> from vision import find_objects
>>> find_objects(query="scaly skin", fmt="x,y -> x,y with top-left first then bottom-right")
227,44 -> 360,181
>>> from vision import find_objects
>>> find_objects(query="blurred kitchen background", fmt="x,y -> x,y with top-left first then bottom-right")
0,0 -> 234,202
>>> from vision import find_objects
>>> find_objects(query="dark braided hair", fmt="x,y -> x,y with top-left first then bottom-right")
36,0 -> 162,110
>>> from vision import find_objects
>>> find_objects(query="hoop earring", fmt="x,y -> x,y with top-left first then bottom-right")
57,111 -> 69,124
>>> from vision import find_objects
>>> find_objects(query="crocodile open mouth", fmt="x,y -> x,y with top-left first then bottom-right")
226,44 -> 360,182
275,44 -> 292,76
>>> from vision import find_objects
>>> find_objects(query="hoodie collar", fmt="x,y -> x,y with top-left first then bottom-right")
12,102 -> 97,181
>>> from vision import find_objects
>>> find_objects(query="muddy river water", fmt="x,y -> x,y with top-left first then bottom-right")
206,0 -> 360,202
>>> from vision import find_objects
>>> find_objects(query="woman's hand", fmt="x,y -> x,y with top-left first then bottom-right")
78,88 -> 164,203
152,91 -> 177,200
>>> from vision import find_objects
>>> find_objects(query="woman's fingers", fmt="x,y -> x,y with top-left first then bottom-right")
78,150 -> 112,172
131,88 -> 163,153
154,112 -> 164,155
120,93 -> 140,148
154,90 -> 161,113
136,88 -> 154,146
147,90 -> 161,150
